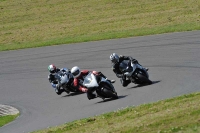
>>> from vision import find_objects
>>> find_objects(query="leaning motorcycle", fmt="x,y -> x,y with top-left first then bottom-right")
119,60 -> 152,85
55,71 -> 80,94
83,72 -> 118,100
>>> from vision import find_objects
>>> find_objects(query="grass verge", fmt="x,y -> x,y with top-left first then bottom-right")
1,0 -> 200,51
0,114 -> 19,127
32,92 -> 200,133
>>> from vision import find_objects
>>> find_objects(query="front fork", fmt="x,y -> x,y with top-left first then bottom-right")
100,81 -> 116,93
132,69 -> 149,83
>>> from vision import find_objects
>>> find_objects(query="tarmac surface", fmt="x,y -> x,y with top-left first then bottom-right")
0,31 -> 200,133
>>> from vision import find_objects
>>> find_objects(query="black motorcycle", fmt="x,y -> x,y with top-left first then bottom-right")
119,60 -> 152,85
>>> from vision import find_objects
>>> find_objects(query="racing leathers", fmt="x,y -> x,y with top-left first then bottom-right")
111,55 -> 139,87
48,68 -> 70,95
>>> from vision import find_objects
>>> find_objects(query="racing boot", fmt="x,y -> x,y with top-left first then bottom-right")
65,89 -> 70,94
87,87 -> 97,100
97,94 -> 105,100
55,84 -> 64,95
120,78 -> 131,87
107,79 -> 116,83
87,92 -> 97,100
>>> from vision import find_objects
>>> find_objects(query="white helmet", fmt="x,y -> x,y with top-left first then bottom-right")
110,53 -> 119,64
71,66 -> 81,78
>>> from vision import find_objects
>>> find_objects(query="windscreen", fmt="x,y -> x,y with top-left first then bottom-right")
119,60 -> 133,73
83,72 -> 92,85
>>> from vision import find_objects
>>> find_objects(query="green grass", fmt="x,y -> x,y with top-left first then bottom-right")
32,92 -> 200,133
1,0 -> 200,132
0,114 -> 19,127
1,0 -> 200,51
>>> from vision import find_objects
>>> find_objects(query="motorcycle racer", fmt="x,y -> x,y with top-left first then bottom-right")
110,53 -> 148,87
71,66 -> 115,100
48,64 -> 71,95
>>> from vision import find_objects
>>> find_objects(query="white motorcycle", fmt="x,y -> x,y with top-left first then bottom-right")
83,72 -> 118,100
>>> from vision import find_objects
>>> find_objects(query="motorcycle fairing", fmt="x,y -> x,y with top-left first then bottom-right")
55,71 -> 71,85
120,60 -> 149,83
120,60 -> 135,77
83,72 -> 99,88
60,74 -> 69,84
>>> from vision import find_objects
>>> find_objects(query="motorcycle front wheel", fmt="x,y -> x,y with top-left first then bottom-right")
137,73 -> 152,85
102,87 -> 118,99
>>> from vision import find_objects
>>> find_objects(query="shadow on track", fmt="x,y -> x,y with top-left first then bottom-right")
95,95 -> 127,104
127,80 -> 161,89
62,92 -> 86,97
152,80 -> 161,84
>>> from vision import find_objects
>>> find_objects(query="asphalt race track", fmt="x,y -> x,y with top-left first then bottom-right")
0,31 -> 200,133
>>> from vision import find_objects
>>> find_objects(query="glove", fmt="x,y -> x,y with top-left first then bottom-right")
132,59 -> 138,64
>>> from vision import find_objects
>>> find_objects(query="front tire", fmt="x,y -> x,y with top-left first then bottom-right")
55,89 -> 62,95
102,88 -> 118,99
137,73 -> 152,85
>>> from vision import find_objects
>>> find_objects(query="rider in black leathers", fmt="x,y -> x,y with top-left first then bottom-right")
110,53 -> 148,87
